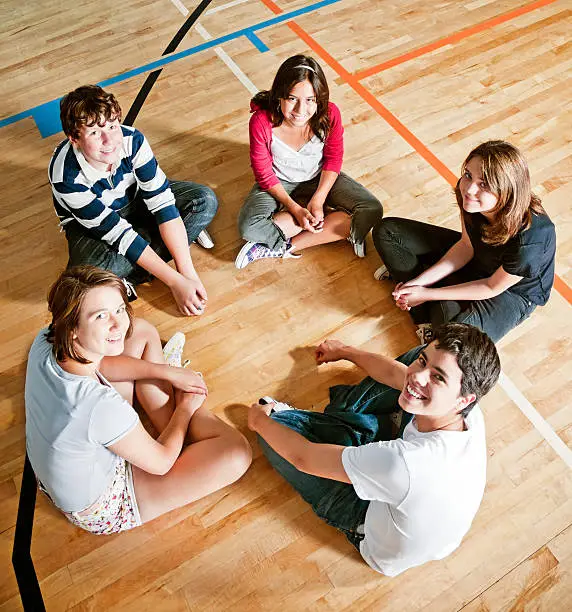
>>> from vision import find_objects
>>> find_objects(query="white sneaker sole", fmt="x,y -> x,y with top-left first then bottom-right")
374,265 -> 390,281
259,396 -> 296,412
235,241 -> 255,269
196,229 -> 214,249
163,332 -> 186,367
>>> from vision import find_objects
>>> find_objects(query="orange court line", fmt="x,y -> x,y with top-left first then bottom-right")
353,0 -> 558,81
257,0 -> 572,304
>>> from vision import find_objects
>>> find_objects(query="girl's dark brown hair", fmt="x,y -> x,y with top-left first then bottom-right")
60,85 -> 122,140
251,55 -> 331,140
455,140 -> 545,245
46,266 -> 133,364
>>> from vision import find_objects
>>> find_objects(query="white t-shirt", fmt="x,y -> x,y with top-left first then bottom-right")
271,131 -> 324,183
342,408 -> 487,576
25,330 -> 139,512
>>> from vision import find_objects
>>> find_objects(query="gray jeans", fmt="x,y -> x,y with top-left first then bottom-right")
238,172 -> 383,250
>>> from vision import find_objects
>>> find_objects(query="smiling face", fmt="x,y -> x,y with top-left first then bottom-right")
72,285 -> 130,364
459,155 -> 499,219
70,117 -> 123,171
398,343 -> 475,419
279,79 -> 318,128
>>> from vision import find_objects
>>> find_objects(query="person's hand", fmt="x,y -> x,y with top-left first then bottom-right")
315,339 -> 348,364
392,284 -> 428,309
247,402 -> 273,431
307,198 -> 325,231
167,367 -> 208,395
293,206 -> 319,233
175,388 -> 206,418
170,273 -> 208,316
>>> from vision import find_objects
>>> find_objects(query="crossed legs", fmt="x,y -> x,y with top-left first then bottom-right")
106,318 -> 252,523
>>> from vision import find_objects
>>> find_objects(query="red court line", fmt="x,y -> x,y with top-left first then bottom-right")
353,0 -> 558,81
258,0 -> 572,303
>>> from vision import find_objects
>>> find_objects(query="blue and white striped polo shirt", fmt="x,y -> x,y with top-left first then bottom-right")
49,125 -> 179,263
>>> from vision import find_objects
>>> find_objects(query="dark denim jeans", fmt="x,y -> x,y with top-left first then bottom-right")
64,180 -> 218,284
259,347 -> 421,549
372,217 -> 536,342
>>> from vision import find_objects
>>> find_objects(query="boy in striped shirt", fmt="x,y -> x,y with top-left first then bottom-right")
49,85 -> 218,316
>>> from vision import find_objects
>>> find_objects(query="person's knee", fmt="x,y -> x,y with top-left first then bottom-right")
372,216 -> 400,252
130,317 -> 160,345
223,430 -> 252,480
201,186 -> 219,219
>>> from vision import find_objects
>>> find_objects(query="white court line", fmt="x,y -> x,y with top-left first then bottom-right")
205,0 -> 251,15
168,0 -> 258,94
194,23 -> 259,94
170,0 -> 190,16
499,372 -> 572,468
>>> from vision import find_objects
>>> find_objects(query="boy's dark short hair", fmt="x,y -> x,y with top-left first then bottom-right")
432,323 -> 501,416
60,85 -> 122,140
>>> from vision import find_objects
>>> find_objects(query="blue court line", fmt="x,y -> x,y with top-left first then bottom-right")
0,0 -> 340,138
244,30 -> 270,53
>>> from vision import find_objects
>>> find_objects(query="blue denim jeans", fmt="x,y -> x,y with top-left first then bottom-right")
259,346 -> 421,549
64,180 -> 218,284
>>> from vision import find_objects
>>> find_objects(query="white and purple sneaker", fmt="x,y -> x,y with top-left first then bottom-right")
234,240 -> 300,269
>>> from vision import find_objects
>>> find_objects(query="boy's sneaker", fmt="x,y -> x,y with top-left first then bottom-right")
374,265 -> 390,281
196,229 -> 214,249
235,241 -> 301,269
259,396 -> 297,412
415,324 -> 434,346
351,239 -> 366,258
163,332 -> 186,367
122,279 -> 138,302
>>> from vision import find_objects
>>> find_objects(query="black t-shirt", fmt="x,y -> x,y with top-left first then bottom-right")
464,210 -> 556,305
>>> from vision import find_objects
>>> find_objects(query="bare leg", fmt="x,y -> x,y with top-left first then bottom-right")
291,211 -> 351,252
273,210 -> 304,239
132,406 -> 252,523
104,318 -> 175,433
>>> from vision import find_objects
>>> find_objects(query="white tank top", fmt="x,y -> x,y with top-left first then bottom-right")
271,131 -> 324,183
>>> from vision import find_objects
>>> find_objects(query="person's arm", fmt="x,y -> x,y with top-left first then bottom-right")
267,183 -> 319,233
401,214 -> 474,290
307,170 -> 339,227
315,339 -> 406,389
99,354 -> 207,395
135,246 -> 206,316
109,391 -> 202,475
248,402 -> 351,482
394,265 -> 523,309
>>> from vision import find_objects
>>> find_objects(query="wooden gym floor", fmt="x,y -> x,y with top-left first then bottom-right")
1,0 -> 571,609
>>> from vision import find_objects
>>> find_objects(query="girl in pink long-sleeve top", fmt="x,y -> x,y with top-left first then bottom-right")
236,55 -> 383,269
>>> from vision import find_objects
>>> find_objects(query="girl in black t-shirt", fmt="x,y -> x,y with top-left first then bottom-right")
372,140 -> 556,342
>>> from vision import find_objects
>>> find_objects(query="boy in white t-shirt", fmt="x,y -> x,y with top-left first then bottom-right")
248,323 -> 500,576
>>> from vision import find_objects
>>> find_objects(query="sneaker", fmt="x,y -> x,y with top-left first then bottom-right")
415,324 -> 434,346
234,241 -> 300,269
163,332 -> 186,367
122,279 -> 138,302
259,396 -> 297,412
196,229 -> 214,249
351,239 -> 366,258
374,265 -> 390,281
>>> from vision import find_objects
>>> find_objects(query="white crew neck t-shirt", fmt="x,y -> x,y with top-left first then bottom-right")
25,330 -> 140,513
342,408 -> 487,576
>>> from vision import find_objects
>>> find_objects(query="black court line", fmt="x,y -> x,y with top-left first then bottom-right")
124,0 -> 215,126
12,454 -> 45,611
12,4 -> 215,609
